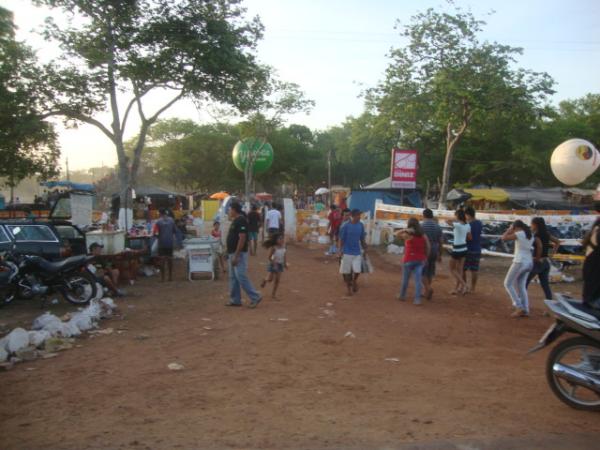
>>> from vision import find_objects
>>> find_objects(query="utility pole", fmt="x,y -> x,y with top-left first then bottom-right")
66,158 -> 70,182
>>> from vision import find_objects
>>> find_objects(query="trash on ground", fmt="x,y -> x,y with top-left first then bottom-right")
344,331 -> 356,338
16,348 -> 38,361
387,244 -> 404,255
0,297 -> 119,366
44,337 -> 74,352
0,347 -> 8,362
384,358 -> 400,362
167,362 -> 185,371
5,328 -> 30,354
89,327 -> 114,335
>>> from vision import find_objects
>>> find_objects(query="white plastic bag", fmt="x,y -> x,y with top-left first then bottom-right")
32,312 -> 62,331
6,328 -> 30,354
28,330 -> 51,348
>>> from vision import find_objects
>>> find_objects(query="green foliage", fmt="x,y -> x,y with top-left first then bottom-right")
34,0 -> 268,116
153,122 -> 242,192
366,6 -> 555,199
137,118 -> 325,193
30,0 -> 270,202
0,7 -> 59,188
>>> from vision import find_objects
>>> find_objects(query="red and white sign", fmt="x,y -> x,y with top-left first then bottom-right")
390,148 -> 418,189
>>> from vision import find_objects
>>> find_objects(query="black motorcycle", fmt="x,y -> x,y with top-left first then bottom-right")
529,293 -> 600,411
0,234 -> 97,307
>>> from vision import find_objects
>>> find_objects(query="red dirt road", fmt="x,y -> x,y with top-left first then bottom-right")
1,243 -> 599,449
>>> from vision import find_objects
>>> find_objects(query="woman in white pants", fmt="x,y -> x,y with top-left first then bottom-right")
502,220 -> 535,317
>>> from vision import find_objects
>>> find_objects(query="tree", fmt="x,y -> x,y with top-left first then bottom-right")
556,94 -> 600,149
368,7 -> 554,206
237,80 -> 314,201
32,0 -> 269,208
152,121 -> 241,192
0,7 -> 60,201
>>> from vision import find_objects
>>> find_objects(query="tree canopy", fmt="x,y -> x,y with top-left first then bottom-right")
367,7 -> 555,204
0,7 -> 60,192
32,0 -> 271,203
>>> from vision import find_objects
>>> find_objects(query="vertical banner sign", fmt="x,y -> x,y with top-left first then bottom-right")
390,148 -> 418,189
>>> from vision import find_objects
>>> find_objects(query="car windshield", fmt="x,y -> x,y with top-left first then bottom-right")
8,225 -> 58,242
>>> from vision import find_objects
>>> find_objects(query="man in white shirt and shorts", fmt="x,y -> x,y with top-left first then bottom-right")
266,203 -> 283,237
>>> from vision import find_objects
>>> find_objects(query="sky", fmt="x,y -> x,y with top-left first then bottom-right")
2,0 -> 600,171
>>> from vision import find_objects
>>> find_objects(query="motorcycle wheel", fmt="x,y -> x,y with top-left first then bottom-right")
0,285 -> 16,306
61,272 -> 97,305
546,336 -> 600,411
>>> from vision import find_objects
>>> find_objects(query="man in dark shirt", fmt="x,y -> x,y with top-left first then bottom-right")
226,202 -> 262,308
421,208 -> 443,300
155,209 -> 177,282
247,204 -> 261,256
463,206 -> 483,294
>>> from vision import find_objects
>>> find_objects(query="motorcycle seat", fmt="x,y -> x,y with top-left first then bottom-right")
567,300 -> 600,320
29,255 -> 91,273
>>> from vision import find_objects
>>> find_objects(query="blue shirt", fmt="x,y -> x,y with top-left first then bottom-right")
340,221 -> 365,256
467,219 -> 482,253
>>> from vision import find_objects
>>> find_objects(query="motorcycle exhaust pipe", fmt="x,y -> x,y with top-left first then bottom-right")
553,363 -> 600,394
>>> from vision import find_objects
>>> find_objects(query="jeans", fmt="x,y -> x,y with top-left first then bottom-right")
504,261 -> 533,313
526,259 -> 552,300
400,261 -> 424,303
228,252 -> 261,305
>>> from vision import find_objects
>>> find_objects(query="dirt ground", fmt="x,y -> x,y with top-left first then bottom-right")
1,243 -> 599,450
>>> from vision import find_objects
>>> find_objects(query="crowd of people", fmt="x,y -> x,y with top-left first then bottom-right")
219,199 -> 600,314
387,207 -> 600,317
90,196 -> 600,316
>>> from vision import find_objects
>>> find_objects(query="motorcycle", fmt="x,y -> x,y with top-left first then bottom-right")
529,293 -> 600,411
0,226 -> 97,306
12,253 -> 98,306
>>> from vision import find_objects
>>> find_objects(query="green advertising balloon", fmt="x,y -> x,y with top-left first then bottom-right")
232,139 -> 274,174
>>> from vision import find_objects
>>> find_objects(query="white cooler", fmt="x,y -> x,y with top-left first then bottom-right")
183,237 -> 219,281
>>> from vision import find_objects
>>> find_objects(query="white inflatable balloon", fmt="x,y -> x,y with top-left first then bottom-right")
550,138 -> 600,185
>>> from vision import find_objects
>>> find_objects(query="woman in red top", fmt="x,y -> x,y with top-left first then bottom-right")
396,217 -> 430,305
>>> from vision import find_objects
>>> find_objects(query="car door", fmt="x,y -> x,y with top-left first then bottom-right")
5,224 -> 61,260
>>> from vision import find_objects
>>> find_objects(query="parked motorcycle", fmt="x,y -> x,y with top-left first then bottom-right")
0,227 -> 97,306
529,293 -> 600,411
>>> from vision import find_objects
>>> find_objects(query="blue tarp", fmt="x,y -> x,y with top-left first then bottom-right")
348,190 -> 422,215
42,181 -> 95,192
